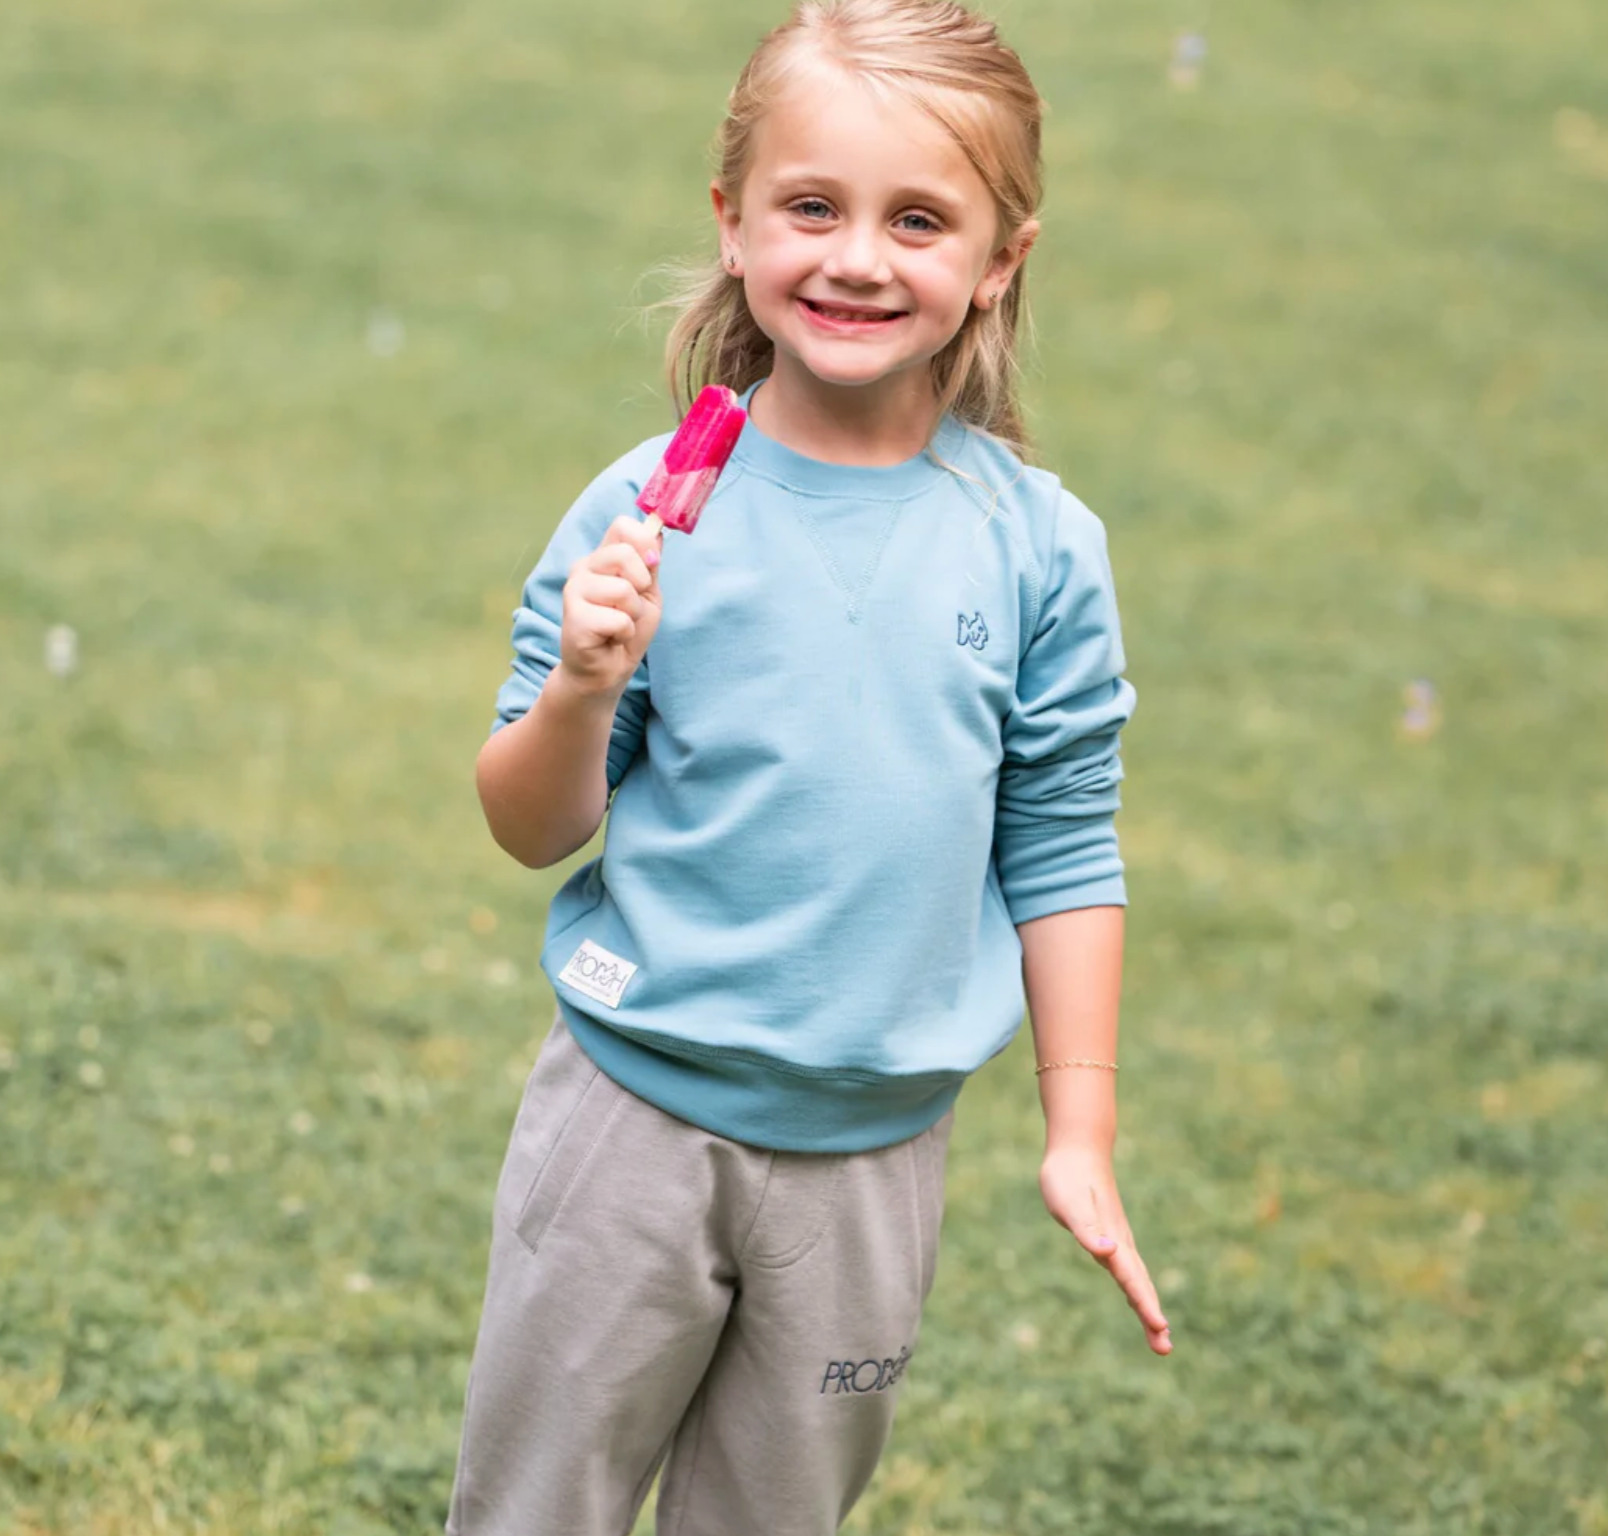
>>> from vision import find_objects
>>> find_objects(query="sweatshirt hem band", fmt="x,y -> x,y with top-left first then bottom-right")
559,1001 -> 965,1154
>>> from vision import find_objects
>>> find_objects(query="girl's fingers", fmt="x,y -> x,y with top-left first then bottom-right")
1059,1192 -> 1172,1351
1068,1219 -> 1117,1261
601,517 -> 664,573
575,542 -> 657,593
1117,1250 -> 1168,1333
1073,1231 -> 1171,1352
572,602 -> 635,644
1071,1182 -> 1120,1258
570,573 -> 644,619
1105,1242 -> 1171,1349
1041,1163 -> 1173,1353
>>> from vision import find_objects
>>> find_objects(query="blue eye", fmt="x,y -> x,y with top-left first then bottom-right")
897,211 -> 940,233
792,198 -> 834,220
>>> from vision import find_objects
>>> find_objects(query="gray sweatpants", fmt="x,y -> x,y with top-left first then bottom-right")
446,1014 -> 953,1536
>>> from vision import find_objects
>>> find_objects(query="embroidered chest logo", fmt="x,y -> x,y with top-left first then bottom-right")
956,611 -> 989,652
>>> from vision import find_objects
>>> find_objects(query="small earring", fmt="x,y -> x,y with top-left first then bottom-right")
726,254 -> 737,270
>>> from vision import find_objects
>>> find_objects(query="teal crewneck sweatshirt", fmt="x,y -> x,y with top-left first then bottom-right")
493,387 -> 1135,1152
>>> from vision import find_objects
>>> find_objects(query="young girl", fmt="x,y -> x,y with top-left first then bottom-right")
449,2 -> 1169,1531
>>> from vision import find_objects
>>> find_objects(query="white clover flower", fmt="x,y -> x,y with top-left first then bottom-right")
45,625 -> 78,677
366,311 -> 405,357
485,959 -> 518,989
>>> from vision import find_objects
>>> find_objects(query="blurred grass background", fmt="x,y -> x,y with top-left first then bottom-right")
2,0 -> 1605,1531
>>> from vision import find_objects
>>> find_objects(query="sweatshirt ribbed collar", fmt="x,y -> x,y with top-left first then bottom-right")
730,380 -> 968,500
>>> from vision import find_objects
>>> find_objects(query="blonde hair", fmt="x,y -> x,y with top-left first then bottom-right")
663,0 -> 1044,454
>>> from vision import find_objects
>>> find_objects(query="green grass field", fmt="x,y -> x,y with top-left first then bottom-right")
3,0 -> 1605,1531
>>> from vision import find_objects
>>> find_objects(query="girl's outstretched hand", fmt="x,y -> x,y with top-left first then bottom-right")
1040,1143 -> 1172,1355
560,517 -> 664,699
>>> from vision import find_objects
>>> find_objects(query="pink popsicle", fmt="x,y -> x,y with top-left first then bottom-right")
636,385 -> 747,535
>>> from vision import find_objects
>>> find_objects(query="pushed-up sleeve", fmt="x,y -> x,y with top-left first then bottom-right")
995,494 -> 1137,923
491,465 -> 651,793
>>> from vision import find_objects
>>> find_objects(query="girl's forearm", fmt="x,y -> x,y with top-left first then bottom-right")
1018,905 -> 1125,1153
474,666 -> 618,868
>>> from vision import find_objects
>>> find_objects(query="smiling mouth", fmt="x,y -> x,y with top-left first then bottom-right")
801,299 -> 906,323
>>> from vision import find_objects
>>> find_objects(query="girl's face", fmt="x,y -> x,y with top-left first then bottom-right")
714,69 -> 1034,415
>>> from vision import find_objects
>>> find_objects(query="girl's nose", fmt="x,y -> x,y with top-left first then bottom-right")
822,222 -> 891,287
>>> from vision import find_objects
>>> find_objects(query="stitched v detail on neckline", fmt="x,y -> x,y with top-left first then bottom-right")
789,494 -> 908,624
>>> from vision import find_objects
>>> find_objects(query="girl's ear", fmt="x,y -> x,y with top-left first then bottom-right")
973,219 -> 1040,309
711,182 -> 744,277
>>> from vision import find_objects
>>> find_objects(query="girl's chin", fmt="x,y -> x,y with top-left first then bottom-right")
789,362 -> 913,391
764,339 -> 937,395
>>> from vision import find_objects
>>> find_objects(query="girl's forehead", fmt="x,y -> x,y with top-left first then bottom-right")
747,69 -> 987,198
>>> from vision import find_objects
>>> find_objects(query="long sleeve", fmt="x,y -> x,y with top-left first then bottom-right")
994,493 -> 1136,923
491,461 -> 656,792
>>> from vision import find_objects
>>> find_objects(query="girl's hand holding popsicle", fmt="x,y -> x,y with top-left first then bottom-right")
559,519 -> 665,701
559,385 -> 747,700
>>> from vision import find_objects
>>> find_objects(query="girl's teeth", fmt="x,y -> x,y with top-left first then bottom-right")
816,304 -> 891,320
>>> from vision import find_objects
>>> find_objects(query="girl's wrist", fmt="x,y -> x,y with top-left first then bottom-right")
1039,1071 -> 1117,1154
546,662 -> 628,714
1043,1125 -> 1117,1164
1045,1125 -> 1116,1155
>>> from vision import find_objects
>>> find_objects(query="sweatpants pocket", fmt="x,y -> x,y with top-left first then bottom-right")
512,1066 -> 624,1254
495,1015 -> 625,1255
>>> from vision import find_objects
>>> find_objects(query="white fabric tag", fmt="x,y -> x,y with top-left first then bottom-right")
557,939 -> 638,1010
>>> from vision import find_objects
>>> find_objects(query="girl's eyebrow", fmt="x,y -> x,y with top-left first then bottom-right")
768,172 -> 848,200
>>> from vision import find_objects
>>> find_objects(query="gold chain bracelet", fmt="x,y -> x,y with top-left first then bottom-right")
1034,1057 -> 1118,1075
